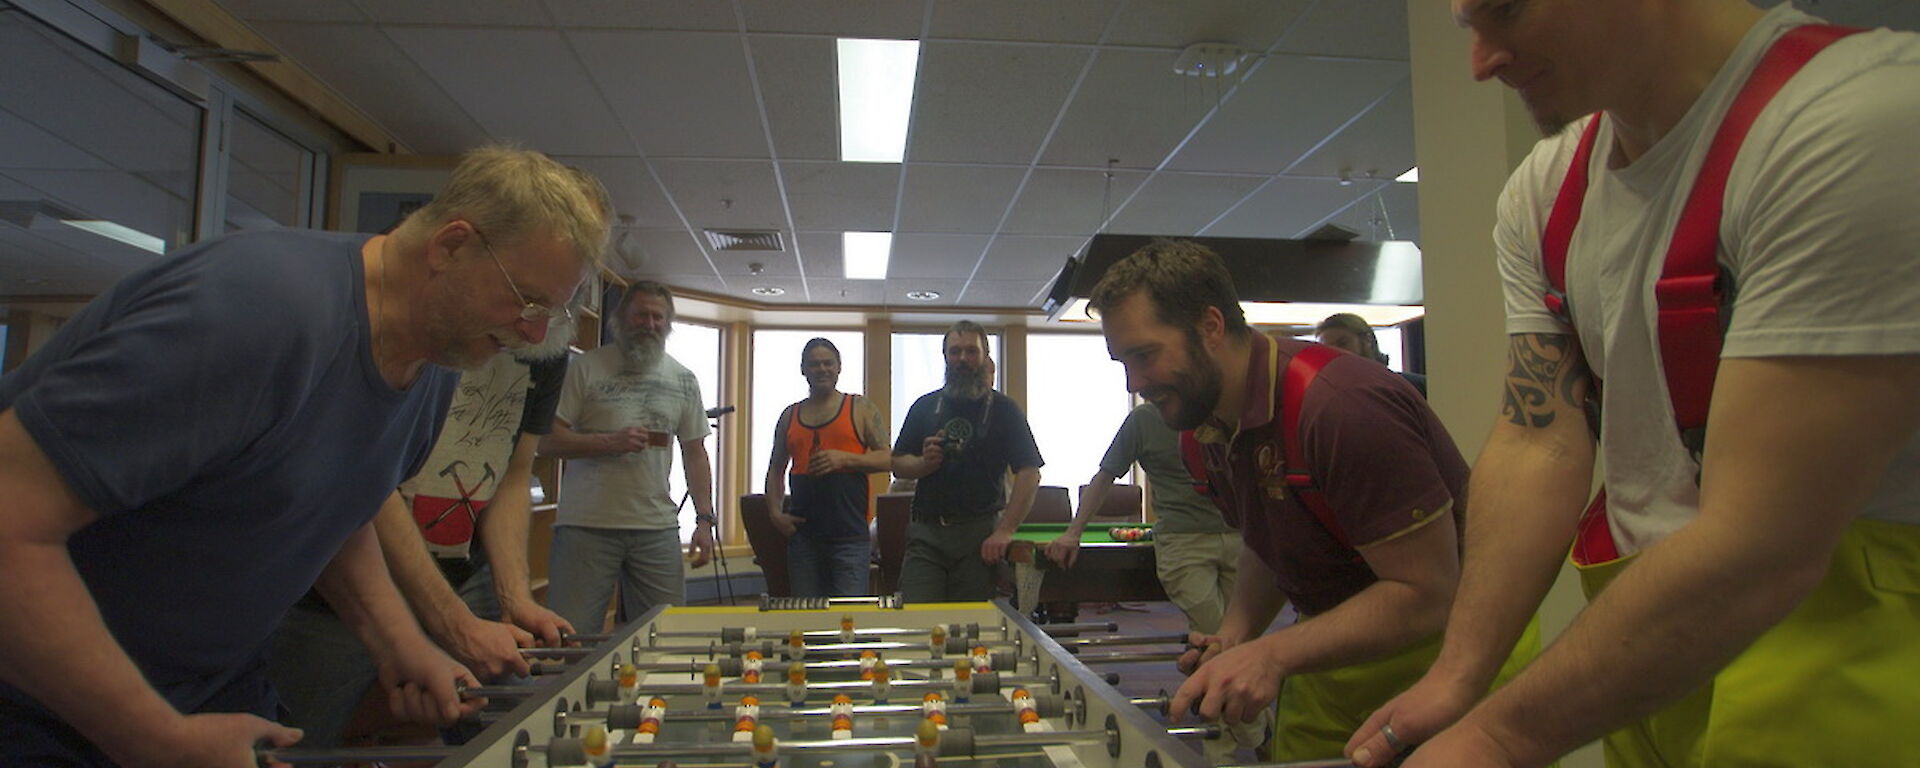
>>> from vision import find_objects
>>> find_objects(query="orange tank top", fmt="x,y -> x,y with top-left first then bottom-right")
785,394 -> 867,476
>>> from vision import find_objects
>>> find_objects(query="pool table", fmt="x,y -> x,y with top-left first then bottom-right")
1005,523 -> 1167,616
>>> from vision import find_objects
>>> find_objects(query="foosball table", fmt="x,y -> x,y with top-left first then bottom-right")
260,597 -> 1241,768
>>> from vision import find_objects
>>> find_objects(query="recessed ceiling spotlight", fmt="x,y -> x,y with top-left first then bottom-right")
906,290 -> 941,301
751,286 -> 786,297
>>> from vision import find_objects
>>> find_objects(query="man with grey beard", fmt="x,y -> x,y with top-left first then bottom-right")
891,321 -> 1044,603
538,281 -> 717,632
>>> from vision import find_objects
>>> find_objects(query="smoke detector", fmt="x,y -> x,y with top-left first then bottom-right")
1172,43 -> 1248,78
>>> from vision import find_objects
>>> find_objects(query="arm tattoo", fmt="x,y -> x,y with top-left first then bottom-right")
1500,333 -> 1592,428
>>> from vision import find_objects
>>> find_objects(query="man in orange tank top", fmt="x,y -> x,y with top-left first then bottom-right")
764,339 -> 891,597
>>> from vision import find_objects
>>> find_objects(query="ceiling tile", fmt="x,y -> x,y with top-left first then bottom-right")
616,228 -> 716,277
748,35 -> 839,161
907,42 -> 1092,164
216,0 -> 367,22
803,278 -> 889,306
792,231 -> 844,279
649,159 -> 787,230
249,22 -> 488,155
646,273 -> 729,295
779,161 -> 899,232
570,30 -> 770,159
384,27 -> 632,155
1199,176 -> 1365,238
1105,172 -> 1264,235
359,0 -> 551,26
896,165 -> 1025,233
1164,55 -> 1408,174
1103,0 -> 1314,49
1272,0 -> 1411,60
928,0 -> 1119,43
707,245 -> 801,278
1001,167 -> 1148,235
1034,48 -> 1217,169
544,0 -> 737,30
555,156 -> 680,228
957,279 -> 1049,307
1286,84 -> 1415,181
1317,182 -> 1422,243
980,235 -> 1084,281
886,232 -> 993,280
737,0 -> 926,37
731,275 -> 817,304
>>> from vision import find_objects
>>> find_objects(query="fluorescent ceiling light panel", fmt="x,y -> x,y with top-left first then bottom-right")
1057,297 -> 1423,327
837,38 -> 920,163
843,231 -> 893,279
1395,167 -> 1418,183
62,219 -> 165,254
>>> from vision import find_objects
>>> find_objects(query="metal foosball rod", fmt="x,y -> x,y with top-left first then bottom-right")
1053,632 -> 1191,648
557,693 -> 1063,730
560,620 -> 1118,648
1070,650 -> 1187,665
546,723 -> 1220,762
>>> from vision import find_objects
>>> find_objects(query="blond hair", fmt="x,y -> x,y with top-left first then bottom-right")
401,145 -> 613,270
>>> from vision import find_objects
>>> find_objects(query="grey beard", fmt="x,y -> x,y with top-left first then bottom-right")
620,335 -> 665,373
942,373 -> 987,402
510,314 -> 577,363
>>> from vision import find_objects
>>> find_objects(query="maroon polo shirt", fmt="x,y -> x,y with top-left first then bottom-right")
1191,333 -> 1467,616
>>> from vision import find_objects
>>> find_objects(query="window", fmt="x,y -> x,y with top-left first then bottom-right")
890,331 -> 999,439
1377,326 -> 1405,372
0,9 -> 201,296
751,330 -> 867,495
1025,333 -> 1135,503
664,321 -> 723,542
224,109 -> 313,232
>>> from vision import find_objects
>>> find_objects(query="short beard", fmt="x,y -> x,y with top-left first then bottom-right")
1157,331 -> 1224,430
942,363 -> 987,401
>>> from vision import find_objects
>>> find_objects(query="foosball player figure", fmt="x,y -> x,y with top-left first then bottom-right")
921,692 -> 949,730
858,649 -> 880,680
970,645 -> 992,674
786,664 -> 807,706
872,660 -> 893,704
732,695 -> 762,742
752,723 -> 779,768
617,662 -> 641,704
952,659 -> 972,704
1012,687 -> 1042,733
830,694 -> 856,739
634,697 -> 666,744
788,628 -> 807,661
914,716 -> 942,768
929,625 -> 948,678
840,615 -> 856,643
583,726 -> 614,768
703,662 -> 724,710
742,650 -> 765,684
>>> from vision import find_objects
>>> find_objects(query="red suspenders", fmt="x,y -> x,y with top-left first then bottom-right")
1542,24 -> 1862,564
1179,343 -> 1355,549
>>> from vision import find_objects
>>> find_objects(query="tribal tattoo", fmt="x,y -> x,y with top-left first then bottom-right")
1501,333 -> 1593,429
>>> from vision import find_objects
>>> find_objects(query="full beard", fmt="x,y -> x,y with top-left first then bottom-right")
616,327 -> 666,373
1151,340 -> 1224,430
942,362 -> 987,401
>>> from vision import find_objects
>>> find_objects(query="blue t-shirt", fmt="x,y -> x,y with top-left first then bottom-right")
893,390 -> 1044,522
0,229 -> 456,715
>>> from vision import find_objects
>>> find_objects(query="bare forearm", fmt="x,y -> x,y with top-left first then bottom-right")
892,453 -> 935,479
482,436 -> 541,610
0,543 -> 184,754
1216,544 -> 1285,642
373,493 -> 471,641
316,523 -> 431,657
1067,473 -> 1117,532
995,467 -> 1043,534
1431,429 -> 1590,689
1262,575 -> 1451,679
683,444 -> 715,520
851,449 -> 895,473
537,424 -> 619,459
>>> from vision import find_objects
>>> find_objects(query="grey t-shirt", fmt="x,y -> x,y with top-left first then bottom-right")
1099,404 -> 1234,535
555,346 -> 709,529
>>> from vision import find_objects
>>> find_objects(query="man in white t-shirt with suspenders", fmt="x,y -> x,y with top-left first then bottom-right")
1346,3 -> 1920,768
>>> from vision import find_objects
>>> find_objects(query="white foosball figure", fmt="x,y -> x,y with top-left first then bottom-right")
732,695 -> 762,742
582,725 -> 614,768
742,650 -> 765,684
872,659 -> 892,704
616,662 -> 640,704
830,693 -> 856,739
752,723 -> 779,768
921,692 -> 949,730
702,662 -> 724,710
633,696 -> 666,744
914,716 -> 941,767
840,614 -> 857,643
858,649 -> 880,680
787,628 -> 806,661
951,659 -> 972,704
1012,687 -> 1043,733
786,664 -> 807,706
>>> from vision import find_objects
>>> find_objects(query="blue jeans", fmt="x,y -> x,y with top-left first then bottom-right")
787,532 -> 871,597
546,526 -> 685,634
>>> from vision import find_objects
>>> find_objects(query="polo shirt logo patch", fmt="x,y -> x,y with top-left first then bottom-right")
1256,443 -> 1281,476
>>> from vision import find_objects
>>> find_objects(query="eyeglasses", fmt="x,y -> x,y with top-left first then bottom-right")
473,226 -> 573,325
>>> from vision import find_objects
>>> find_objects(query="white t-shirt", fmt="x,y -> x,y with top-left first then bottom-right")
1496,5 -> 1920,555
555,345 -> 710,530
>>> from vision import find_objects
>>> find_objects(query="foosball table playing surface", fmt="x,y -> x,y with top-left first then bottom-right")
258,597 -> 1234,768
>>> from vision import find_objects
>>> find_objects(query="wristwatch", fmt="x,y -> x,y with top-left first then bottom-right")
695,513 -> 718,527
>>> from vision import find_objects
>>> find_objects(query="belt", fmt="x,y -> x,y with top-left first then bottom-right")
912,511 -> 996,527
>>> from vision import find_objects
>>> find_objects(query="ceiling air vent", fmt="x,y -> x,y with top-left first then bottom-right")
704,229 -> 785,252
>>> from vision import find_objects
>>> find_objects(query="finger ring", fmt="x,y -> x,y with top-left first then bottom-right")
1380,723 -> 1406,751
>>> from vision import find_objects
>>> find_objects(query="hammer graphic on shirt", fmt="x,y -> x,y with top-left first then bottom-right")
425,460 -> 496,532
